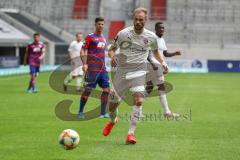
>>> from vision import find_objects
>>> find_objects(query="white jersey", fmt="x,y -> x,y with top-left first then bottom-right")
112,26 -> 158,71
68,40 -> 84,58
148,37 -> 167,64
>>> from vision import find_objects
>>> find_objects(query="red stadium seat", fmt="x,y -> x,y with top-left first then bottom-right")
108,21 -> 125,41
151,0 -> 167,20
72,0 -> 89,19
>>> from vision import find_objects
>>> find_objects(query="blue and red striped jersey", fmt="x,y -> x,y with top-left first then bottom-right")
27,41 -> 45,67
83,33 -> 107,72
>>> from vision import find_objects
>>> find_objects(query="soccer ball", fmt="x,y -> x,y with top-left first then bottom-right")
59,129 -> 80,150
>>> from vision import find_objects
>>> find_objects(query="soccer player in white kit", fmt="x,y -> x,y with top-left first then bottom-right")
64,32 -> 84,91
102,7 -> 168,144
146,22 -> 181,118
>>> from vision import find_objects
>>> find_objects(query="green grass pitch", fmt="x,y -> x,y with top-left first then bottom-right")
0,72 -> 240,160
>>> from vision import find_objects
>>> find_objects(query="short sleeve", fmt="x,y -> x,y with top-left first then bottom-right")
68,42 -> 74,52
111,32 -> 121,49
149,36 -> 158,51
162,39 -> 167,51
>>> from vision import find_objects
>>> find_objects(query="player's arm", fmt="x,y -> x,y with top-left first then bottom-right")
23,47 -> 29,66
147,51 -> 158,70
152,49 -> 168,74
108,34 -> 121,67
68,42 -> 74,59
80,48 -> 88,72
108,44 -> 118,67
80,36 -> 90,72
39,46 -> 46,60
163,50 -> 181,57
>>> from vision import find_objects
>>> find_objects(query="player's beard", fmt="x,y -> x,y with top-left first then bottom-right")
134,24 -> 143,33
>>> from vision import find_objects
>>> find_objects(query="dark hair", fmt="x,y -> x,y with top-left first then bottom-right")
95,17 -> 104,23
155,22 -> 164,29
33,33 -> 40,37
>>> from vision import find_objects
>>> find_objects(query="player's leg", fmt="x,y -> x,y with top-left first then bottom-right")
76,65 -> 84,91
32,66 -> 40,93
64,58 -> 82,91
157,81 -> 179,118
99,87 -> 110,118
126,89 -> 144,144
78,72 -> 96,118
27,65 -> 34,92
148,64 -> 179,118
76,75 -> 82,91
78,87 -> 92,118
63,75 -> 72,91
27,73 -> 35,93
102,97 -> 119,136
102,80 -> 126,136
27,65 -> 37,93
145,80 -> 154,95
98,72 -> 110,118
157,80 -> 171,114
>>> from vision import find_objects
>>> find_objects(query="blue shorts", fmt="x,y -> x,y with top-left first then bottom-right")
85,72 -> 109,89
30,65 -> 40,74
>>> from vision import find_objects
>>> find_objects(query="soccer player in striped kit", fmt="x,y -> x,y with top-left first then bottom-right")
24,33 -> 45,93
78,17 -> 110,119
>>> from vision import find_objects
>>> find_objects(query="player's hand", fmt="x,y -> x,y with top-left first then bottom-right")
83,64 -> 88,72
175,51 -> 181,56
39,56 -> 44,60
162,62 -> 168,74
111,57 -> 117,67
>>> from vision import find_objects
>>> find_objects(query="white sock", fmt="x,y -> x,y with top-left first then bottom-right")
128,105 -> 142,134
76,77 -> 82,90
159,90 -> 171,114
64,75 -> 72,85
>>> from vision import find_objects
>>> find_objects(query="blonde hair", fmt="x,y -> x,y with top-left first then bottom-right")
133,7 -> 148,19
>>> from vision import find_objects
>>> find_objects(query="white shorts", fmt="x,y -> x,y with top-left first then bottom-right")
146,63 -> 165,85
70,58 -> 83,76
109,69 -> 146,103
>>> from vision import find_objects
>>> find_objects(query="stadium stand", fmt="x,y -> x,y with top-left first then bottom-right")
5,12 -> 65,43
0,0 -> 239,68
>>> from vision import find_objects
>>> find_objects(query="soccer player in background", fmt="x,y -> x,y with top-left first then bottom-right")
78,17 -> 110,119
24,33 -> 45,93
64,32 -> 84,92
102,7 -> 168,144
146,22 -> 182,118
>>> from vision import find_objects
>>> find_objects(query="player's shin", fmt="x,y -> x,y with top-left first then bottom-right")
31,74 -> 36,90
100,91 -> 109,115
158,90 -> 171,114
128,105 -> 142,134
76,76 -> 82,90
108,102 -> 118,124
79,88 -> 91,113
128,93 -> 144,134
64,75 -> 72,85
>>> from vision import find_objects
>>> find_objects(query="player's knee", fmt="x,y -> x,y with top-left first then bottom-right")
109,90 -> 121,103
102,88 -> 110,93
133,93 -> 144,106
81,88 -> 92,100
146,81 -> 154,94
157,83 -> 165,91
